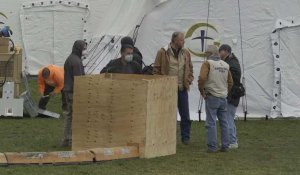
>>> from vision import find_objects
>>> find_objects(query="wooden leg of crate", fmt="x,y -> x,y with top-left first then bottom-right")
14,83 -> 20,98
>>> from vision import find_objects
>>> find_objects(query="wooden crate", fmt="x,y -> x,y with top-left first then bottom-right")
0,48 -> 22,83
0,48 -> 22,97
0,38 -> 9,53
72,74 -> 178,158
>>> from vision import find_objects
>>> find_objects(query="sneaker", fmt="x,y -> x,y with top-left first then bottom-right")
229,143 -> 239,149
220,147 -> 229,152
207,149 -> 218,153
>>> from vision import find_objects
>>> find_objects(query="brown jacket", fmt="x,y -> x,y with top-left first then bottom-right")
153,45 -> 194,90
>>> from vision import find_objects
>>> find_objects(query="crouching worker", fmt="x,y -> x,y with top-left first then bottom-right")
100,44 -> 142,74
37,65 -> 67,111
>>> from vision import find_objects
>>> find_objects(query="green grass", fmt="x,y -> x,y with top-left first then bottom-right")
0,81 -> 299,175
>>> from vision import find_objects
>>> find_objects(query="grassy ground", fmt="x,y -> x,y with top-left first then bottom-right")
0,81 -> 299,175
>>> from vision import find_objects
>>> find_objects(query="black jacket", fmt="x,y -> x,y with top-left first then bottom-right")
100,58 -> 142,74
225,53 -> 242,107
64,40 -> 86,92
133,47 -> 143,69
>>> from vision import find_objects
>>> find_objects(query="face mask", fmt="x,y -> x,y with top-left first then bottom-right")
124,54 -> 133,62
82,50 -> 88,56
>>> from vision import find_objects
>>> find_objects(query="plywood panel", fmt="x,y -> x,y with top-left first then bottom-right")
144,77 -> 178,158
73,75 -> 148,152
73,74 -> 177,159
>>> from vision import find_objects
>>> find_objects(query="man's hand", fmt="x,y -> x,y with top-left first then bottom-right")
201,93 -> 208,100
49,92 -> 56,97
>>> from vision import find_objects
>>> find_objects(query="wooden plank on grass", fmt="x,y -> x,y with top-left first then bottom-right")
90,146 -> 139,161
0,153 -> 7,165
5,150 -> 94,165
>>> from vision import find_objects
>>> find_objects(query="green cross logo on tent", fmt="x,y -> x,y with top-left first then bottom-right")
185,23 -> 219,57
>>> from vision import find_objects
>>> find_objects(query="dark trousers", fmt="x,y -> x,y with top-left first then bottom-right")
63,92 -> 73,143
178,89 -> 191,141
38,84 -> 67,110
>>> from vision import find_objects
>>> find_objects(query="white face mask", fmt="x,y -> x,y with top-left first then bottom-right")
82,50 -> 88,56
124,54 -> 133,62
81,50 -> 88,60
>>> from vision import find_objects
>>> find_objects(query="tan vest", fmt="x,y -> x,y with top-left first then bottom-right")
168,49 -> 185,90
205,60 -> 230,98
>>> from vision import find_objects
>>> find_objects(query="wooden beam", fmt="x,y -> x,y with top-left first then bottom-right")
90,146 -> 139,161
5,150 -> 94,165
0,153 -> 7,166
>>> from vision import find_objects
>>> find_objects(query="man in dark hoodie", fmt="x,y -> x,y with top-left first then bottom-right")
62,40 -> 87,147
219,44 -> 242,149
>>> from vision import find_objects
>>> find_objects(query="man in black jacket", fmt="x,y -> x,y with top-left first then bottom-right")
120,36 -> 143,69
100,44 -> 142,74
219,44 -> 241,149
62,40 -> 87,147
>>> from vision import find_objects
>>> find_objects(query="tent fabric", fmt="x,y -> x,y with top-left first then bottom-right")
20,0 -> 90,74
271,19 -> 300,117
83,0 -> 168,74
134,0 -> 300,120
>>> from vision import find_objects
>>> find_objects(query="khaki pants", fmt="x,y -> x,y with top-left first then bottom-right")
63,92 -> 73,143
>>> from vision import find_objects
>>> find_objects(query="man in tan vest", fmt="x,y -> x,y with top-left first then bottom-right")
153,32 -> 194,145
198,45 -> 233,152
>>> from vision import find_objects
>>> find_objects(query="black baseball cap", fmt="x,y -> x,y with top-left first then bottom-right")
121,36 -> 134,47
219,44 -> 232,53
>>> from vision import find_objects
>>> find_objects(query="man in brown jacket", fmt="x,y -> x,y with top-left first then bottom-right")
153,32 -> 194,145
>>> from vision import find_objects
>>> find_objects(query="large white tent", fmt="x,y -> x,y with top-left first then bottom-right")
1,0 -> 300,120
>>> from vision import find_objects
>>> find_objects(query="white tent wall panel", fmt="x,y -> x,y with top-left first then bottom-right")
135,0 -> 300,119
272,19 -> 300,118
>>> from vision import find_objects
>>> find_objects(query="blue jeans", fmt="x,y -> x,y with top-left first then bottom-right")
178,89 -> 191,141
227,103 -> 238,144
205,96 -> 229,150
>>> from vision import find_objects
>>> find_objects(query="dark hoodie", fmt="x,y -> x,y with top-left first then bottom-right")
64,40 -> 86,92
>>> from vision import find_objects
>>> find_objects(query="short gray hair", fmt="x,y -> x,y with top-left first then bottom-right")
205,45 -> 219,56
171,32 -> 184,43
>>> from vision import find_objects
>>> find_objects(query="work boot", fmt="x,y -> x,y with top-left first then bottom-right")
60,139 -> 71,147
182,138 -> 190,145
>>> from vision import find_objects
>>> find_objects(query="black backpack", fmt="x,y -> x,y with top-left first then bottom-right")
142,62 -> 154,75
232,82 -> 245,98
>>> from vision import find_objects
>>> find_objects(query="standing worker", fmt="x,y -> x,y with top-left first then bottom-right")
153,32 -> 194,145
219,44 -> 242,149
198,45 -> 233,152
62,40 -> 87,147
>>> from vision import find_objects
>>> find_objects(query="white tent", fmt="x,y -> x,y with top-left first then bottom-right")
1,0 -> 300,119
